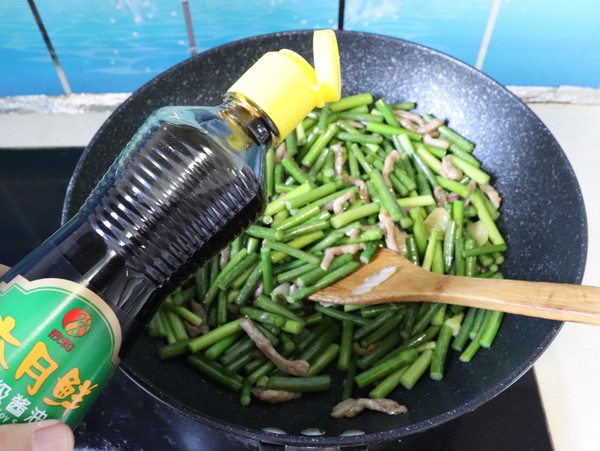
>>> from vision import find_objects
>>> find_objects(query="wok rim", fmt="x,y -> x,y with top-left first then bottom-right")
62,29 -> 586,447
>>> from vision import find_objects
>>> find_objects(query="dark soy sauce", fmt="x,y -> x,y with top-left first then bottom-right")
7,120 -> 265,352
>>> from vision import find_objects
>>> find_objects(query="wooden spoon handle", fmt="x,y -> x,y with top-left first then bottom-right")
431,275 -> 600,325
311,249 -> 600,325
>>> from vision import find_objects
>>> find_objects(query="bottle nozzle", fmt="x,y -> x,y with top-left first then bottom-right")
227,30 -> 341,142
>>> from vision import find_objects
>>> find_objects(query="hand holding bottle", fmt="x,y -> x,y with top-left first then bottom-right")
0,419 -> 73,451
0,265 -> 74,451
0,30 -> 340,434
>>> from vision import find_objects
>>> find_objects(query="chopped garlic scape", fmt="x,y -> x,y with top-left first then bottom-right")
444,312 -> 465,336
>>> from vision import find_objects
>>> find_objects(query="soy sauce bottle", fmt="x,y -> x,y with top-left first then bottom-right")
0,30 -> 340,427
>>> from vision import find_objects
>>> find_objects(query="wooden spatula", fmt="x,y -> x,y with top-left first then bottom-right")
310,249 -> 600,325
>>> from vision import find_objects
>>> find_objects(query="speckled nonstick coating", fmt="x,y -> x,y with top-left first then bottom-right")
62,30 -> 587,448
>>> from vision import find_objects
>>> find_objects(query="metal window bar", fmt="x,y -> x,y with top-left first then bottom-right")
338,0 -> 345,30
27,0 -> 72,95
181,0 -> 197,56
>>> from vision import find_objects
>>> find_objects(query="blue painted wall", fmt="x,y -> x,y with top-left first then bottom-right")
1,0 -> 598,96
484,0 -> 600,87
344,0 -> 495,69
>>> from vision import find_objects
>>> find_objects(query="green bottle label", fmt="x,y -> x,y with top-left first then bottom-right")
0,275 -> 121,427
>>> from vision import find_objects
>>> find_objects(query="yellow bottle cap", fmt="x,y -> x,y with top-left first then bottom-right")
227,30 -> 341,141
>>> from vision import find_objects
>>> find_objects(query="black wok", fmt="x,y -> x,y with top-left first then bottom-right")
62,30 -> 586,448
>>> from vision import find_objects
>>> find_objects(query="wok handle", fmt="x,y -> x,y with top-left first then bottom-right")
259,442 -> 368,450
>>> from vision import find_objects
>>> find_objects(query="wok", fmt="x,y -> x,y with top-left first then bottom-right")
62,30 -> 587,448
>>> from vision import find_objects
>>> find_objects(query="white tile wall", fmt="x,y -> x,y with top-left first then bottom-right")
529,103 -> 600,451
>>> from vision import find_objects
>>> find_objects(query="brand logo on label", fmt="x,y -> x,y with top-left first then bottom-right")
61,309 -> 92,338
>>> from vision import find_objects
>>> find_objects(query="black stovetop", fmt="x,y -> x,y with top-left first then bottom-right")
0,147 -> 554,450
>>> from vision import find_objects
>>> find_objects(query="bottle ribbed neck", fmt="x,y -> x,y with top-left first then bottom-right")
222,92 -> 280,147
80,105 -> 265,293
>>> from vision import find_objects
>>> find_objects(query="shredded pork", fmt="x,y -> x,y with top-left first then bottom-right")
253,281 -> 263,299
345,119 -> 364,129
189,300 -> 210,334
423,133 -> 450,149
462,179 -> 478,205
479,183 -> 502,209
330,398 -> 408,418
378,212 -> 407,255
393,110 -> 425,130
441,156 -> 463,181
343,174 -> 370,203
251,387 -> 302,403
433,186 -> 449,207
331,190 -> 356,215
362,224 -> 379,231
183,320 -> 203,338
418,117 -> 445,134
447,192 -> 460,203
239,319 -> 309,377
400,119 -> 418,131
331,142 -> 345,176
219,247 -> 231,269
382,150 -> 402,192
320,244 -> 365,271
353,342 -> 377,356
345,228 -> 360,240
274,142 -> 289,163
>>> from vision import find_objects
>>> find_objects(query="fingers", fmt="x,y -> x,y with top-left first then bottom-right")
0,419 -> 74,451
31,420 -> 74,451
0,275 -> 74,451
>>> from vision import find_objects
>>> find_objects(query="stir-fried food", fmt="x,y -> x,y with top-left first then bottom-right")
149,93 -> 507,417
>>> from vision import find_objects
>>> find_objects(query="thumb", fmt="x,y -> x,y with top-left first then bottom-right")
0,263 -> 9,279
0,419 -> 74,451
